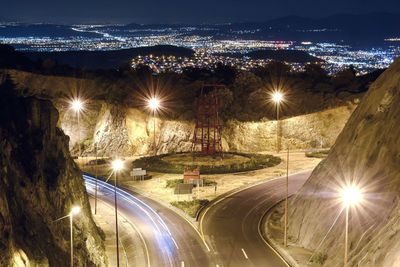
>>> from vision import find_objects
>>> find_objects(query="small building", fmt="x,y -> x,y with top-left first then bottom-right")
183,167 -> 203,186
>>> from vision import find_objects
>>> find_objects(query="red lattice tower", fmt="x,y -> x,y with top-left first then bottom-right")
191,85 -> 224,157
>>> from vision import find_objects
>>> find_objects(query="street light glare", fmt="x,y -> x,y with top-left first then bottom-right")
112,159 -> 124,172
71,206 -> 81,215
341,186 -> 362,207
70,99 -> 83,112
272,92 -> 284,103
148,97 -> 160,111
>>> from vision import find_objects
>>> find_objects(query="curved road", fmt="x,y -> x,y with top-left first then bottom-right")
84,174 -> 216,267
200,171 -> 312,267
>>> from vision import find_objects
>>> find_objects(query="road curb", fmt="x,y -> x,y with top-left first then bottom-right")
258,199 -> 300,267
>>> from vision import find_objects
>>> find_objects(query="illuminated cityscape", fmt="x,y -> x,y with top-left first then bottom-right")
1,23 -> 400,74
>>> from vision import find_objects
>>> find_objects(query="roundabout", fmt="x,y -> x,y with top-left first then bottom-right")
132,152 -> 281,174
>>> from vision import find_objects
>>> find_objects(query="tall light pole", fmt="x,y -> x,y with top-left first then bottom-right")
284,145 -> 289,247
341,186 -> 362,267
147,97 -> 160,156
70,99 -> 84,161
272,92 -> 283,153
112,159 -> 124,267
94,142 -> 98,215
69,206 -> 81,267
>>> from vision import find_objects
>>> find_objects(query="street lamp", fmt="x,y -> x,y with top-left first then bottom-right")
94,142 -> 98,215
70,99 -> 84,160
112,159 -> 124,267
284,145 -> 289,247
70,206 -> 81,267
272,91 -> 284,153
341,185 -> 362,267
147,97 -> 160,155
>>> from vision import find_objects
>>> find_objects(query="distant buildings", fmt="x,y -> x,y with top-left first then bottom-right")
1,23 -> 399,74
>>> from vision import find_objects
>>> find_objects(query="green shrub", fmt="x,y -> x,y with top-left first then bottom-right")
305,149 -> 330,158
310,252 -> 328,265
165,179 -> 184,188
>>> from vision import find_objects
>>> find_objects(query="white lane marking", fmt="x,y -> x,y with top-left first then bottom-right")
241,248 -> 249,259
171,236 -> 180,250
181,261 -> 185,267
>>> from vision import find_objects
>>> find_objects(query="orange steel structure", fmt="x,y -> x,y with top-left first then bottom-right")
191,84 -> 224,157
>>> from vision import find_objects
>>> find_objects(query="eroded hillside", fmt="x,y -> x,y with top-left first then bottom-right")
2,70 -> 357,155
286,59 -> 400,266
0,78 -> 106,266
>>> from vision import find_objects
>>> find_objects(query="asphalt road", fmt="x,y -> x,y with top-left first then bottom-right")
200,171 -> 312,267
84,174 -> 216,267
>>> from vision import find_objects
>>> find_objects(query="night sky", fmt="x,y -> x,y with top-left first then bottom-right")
1,0 -> 400,24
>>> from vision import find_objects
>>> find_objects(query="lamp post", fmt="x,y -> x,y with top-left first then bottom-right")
272,92 -> 283,153
112,159 -> 124,267
147,97 -> 160,156
69,206 -> 81,267
94,142 -> 98,215
70,99 -> 84,161
341,186 -> 362,267
284,145 -> 289,247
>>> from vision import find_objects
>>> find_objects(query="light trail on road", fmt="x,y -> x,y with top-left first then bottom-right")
84,174 -> 216,267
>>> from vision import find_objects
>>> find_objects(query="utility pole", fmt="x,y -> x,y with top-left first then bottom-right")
284,145 -> 289,247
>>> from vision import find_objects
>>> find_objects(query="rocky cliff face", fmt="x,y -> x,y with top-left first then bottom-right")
58,103 -> 354,157
0,78 -> 106,266
287,59 -> 400,266
6,69 -> 357,156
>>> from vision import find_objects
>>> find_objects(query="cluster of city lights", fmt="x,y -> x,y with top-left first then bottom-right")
2,23 -> 399,75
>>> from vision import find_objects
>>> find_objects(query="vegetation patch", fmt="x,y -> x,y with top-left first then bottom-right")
310,252 -> 328,265
166,179 -> 184,188
170,199 -> 209,218
132,152 -> 281,174
305,149 -> 330,158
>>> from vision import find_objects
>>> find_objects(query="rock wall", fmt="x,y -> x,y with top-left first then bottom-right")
5,69 -> 356,156
286,59 -> 400,266
0,79 -> 106,266
58,103 -> 355,157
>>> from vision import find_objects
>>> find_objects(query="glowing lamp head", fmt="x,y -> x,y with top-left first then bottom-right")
70,206 -> 81,216
147,97 -> 160,111
272,92 -> 283,103
112,159 -> 124,172
70,99 -> 83,112
341,186 -> 362,207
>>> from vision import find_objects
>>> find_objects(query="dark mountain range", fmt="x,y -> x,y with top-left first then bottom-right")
24,45 -> 195,69
0,44 -> 37,70
232,12 -> 400,46
0,23 -> 101,38
120,12 -> 400,46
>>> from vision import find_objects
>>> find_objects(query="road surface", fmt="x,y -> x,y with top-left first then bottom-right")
200,171 -> 312,267
84,174 -> 216,267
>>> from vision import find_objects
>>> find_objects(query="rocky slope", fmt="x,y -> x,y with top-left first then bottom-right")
286,59 -> 400,266
55,101 -> 355,157
4,69 -> 357,156
0,77 -> 106,266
